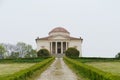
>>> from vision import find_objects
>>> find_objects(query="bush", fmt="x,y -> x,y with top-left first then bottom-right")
65,47 -> 79,58
37,49 -> 50,58
115,52 -> 120,58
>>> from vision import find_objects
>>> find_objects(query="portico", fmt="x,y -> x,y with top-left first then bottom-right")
50,41 -> 68,54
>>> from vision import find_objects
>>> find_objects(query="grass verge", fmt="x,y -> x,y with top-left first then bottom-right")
86,62 -> 120,76
64,57 -> 120,80
63,57 -> 90,80
0,57 -> 55,80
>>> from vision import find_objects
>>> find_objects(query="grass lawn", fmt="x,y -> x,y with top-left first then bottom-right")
86,62 -> 120,76
0,63 -> 35,77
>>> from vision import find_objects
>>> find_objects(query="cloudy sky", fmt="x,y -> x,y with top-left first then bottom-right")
0,0 -> 120,57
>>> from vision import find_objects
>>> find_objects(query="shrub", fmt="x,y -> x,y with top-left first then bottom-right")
115,52 -> 120,58
37,49 -> 50,58
65,47 -> 79,58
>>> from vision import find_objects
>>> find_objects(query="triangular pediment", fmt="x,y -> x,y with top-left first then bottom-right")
50,35 -> 69,40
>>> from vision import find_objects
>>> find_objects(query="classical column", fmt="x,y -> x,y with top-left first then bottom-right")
51,42 -> 52,54
79,44 -> 82,57
66,42 -> 67,50
55,42 -> 57,54
61,42 -> 63,54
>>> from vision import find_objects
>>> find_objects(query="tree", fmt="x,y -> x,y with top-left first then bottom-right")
115,52 -> 120,58
9,52 -> 19,59
16,42 -> 37,58
1,43 -> 18,57
0,45 -> 6,59
37,49 -> 50,58
16,42 -> 27,58
65,47 -> 79,58
0,42 -> 36,58
25,49 -> 37,58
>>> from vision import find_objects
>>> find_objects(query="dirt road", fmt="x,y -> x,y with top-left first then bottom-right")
37,58 -> 78,80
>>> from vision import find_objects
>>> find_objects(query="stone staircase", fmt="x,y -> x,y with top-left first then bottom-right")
51,54 -> 65,58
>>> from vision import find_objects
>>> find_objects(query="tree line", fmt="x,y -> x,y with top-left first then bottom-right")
0,42 -> 37,59
0,42 -> 120,59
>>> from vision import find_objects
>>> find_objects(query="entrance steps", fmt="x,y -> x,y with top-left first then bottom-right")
51,54 -> 65,58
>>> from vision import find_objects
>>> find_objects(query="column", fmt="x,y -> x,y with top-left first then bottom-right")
79,45 -> 82,57
51,42 -> 52,54
61,42 -> 63,54
66,42 -> 67,50
55,42 -> 57,54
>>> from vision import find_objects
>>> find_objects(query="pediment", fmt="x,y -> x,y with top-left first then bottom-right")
50,35 -> 69,40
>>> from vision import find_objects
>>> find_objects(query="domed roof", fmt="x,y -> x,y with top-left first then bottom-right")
49,27 -> 70,34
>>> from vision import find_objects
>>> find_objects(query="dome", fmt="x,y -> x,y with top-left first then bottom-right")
49,27 -> 70,35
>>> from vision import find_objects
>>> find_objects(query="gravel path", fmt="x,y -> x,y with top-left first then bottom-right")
37,58 -> 78,80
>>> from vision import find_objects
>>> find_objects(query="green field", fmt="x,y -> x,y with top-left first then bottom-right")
86,62 -> 120,76
0,63 -> 35,77
0,58 -> 54,80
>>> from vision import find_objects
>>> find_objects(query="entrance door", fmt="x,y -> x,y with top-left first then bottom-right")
57,42 -> 61,54
58,48 -> 61,54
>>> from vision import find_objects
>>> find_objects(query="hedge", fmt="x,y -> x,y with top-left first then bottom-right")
73,57 -> 120,63
0,57 -> 55,80
64,57 -> 120,80
0,57 -> 50,63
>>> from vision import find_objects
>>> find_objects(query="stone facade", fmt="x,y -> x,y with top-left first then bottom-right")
35,27 -> 83,57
